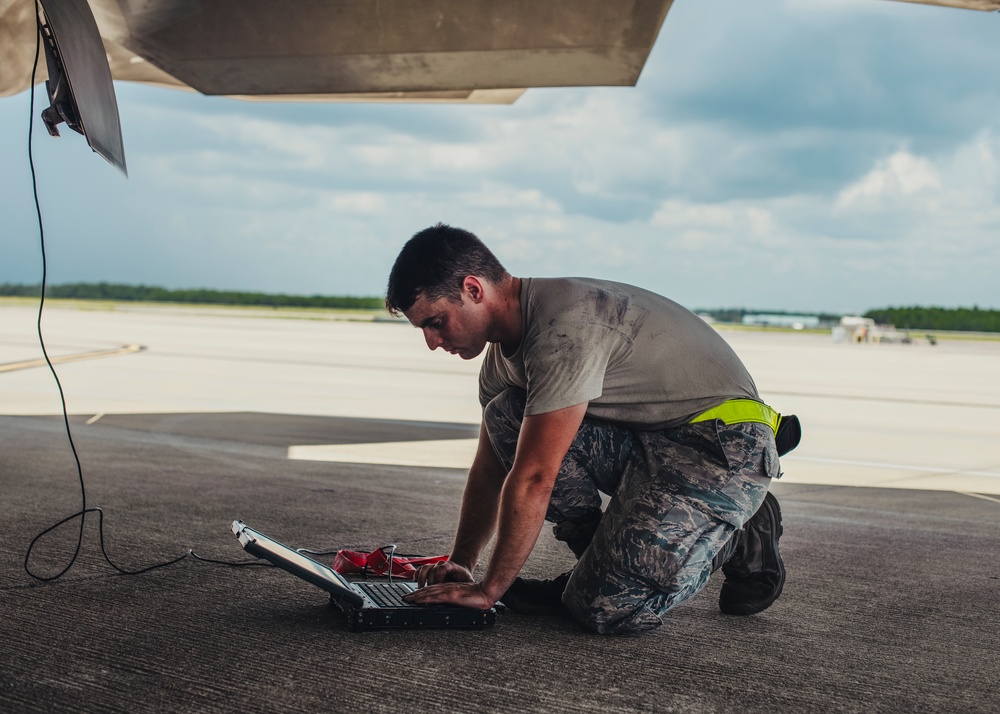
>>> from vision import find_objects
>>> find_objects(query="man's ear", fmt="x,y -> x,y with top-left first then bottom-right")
462,276 -> 486,303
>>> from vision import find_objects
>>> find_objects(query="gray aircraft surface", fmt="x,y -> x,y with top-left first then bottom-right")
1,0 -> 996,106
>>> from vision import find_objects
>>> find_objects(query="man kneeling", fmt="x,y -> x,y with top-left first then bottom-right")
389,224 -> 790,635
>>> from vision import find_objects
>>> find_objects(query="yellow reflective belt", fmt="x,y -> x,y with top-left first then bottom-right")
690,399 -> 780,434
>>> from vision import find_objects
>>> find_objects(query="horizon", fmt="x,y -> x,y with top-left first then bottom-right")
3,281 -> 997,317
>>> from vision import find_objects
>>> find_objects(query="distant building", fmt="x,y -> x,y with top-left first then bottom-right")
741,314 -> 820,330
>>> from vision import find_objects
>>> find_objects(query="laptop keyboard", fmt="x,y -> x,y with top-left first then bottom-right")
357,581 -> 415,608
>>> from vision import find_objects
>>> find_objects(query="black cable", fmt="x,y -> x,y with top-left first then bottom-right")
24,0 -> 89,583
188,551 -> 273,568
23,3 -> 263,580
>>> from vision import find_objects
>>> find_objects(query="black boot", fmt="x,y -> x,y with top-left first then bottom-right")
711,528 -> 744,574
718,491 -> 785,616
500,571 -> 572,616
551,510 -> 602,558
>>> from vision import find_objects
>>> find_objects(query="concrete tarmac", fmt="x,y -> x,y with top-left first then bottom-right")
2,302 -> 999,712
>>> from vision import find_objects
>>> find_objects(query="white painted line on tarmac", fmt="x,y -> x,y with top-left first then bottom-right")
288,438 -> 478,469
85,413 -> 104,425
784,455 -> 1000,479
955,491 -> 1000,505
0,344 -> 144,373
289,440 -> 1000,497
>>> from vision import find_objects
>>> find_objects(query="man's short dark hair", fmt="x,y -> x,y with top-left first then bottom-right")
385,223 -> 508,315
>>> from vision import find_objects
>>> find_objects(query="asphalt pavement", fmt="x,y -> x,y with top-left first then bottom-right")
2,303 -> 999,712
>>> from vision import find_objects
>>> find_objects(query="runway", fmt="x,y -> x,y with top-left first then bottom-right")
2,301 -> 999,712
4,301 -> 999,495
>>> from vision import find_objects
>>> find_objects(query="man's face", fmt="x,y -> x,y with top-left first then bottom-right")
404,290 -> 489,360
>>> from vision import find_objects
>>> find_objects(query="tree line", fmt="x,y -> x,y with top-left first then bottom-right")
863,306 -> 1000,333
0,282 -> 384,310
697,308 -> 844,324
696,306 -> 999,333
3,283 -> 996,332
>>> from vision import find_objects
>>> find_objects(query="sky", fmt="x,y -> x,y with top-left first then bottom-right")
1,0 -> 999,314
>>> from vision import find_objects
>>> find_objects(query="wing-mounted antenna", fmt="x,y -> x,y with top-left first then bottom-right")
36,0 -> 127,176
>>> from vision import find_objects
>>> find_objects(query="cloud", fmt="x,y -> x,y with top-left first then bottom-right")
836,151 -> 942,209
459,185 -> 561,212
649,200 -> 787,251
945,131 -> 1000,203
325,192 -> 387,214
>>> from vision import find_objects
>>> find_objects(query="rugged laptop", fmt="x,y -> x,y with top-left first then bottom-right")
231,520 -> 498,631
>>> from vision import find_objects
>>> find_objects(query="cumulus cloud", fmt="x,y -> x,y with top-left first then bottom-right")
836,151 -> 942,209
649,200 -> 786,252
325,192 -> 387,214
460,185 -> 562,212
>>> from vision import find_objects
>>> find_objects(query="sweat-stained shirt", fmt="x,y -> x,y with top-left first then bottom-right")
478,277 -> 760,431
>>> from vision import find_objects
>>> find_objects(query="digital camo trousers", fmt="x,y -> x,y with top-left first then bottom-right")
483,388 -> 779,635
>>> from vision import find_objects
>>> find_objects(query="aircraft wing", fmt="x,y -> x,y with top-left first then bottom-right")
1,0 -> 996,106
893,0 -> 1000,8
0,0 -> 676,104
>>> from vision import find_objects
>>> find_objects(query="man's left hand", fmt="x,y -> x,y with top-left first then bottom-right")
403,581 -> 496,610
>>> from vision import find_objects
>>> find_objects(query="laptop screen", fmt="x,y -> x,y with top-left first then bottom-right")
231,521 -> 364,606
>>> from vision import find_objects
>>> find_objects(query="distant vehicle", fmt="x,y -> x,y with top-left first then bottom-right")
835,316 -> 913,344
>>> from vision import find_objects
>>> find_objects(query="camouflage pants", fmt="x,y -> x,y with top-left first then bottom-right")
483,388 -> 778,635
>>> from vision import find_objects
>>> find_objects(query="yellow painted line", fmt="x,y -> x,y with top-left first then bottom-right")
0,344 -> 144,373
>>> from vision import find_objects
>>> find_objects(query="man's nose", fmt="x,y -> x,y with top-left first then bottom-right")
423,329 -> 442,351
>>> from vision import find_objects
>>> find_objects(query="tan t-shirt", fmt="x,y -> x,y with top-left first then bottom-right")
479,277 -> 759,430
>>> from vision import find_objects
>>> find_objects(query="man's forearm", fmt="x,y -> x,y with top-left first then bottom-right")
448,421 -> 507,571
479,403 -> 590,601
479,468 -> 554,601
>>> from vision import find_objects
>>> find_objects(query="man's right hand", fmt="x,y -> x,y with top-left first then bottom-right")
415,560 -> 475,588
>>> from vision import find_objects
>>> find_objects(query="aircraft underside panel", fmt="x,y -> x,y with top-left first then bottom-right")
0,0 -> 995,104
893,0 -> 1000,9
0,0 -> 674,103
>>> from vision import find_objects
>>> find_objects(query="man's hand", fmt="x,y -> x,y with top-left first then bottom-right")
414,560 -> 475,588
406,561 -> 498,611
403,581 -> 495,610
